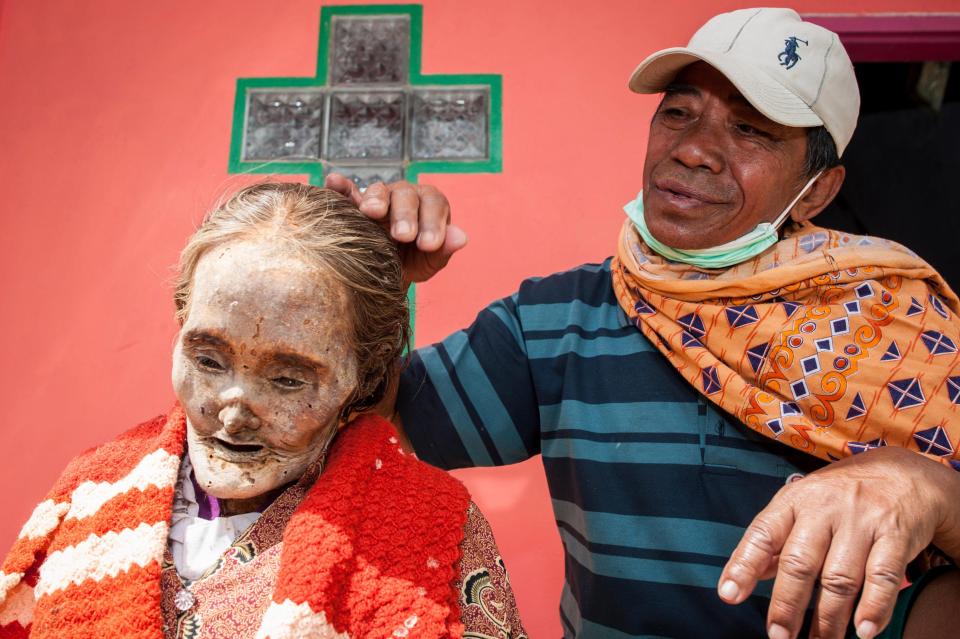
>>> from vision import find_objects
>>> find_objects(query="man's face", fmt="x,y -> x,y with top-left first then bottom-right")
642,62 -> 811,250
171,238 -> 359,503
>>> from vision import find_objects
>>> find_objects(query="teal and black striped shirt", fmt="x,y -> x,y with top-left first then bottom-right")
398,258 -> 825,638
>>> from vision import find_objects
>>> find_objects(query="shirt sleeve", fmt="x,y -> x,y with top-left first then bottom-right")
397,293 -> 541,470
455,502 -> 528,638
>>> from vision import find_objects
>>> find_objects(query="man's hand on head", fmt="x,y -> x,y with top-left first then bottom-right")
325,173 -> 468,289
717,446 -> 960,639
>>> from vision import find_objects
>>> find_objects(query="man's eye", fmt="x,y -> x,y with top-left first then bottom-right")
272,376 -> 306,390
661,107 -> 688,118
196,356 -> 224,371
736,122 -> 767,137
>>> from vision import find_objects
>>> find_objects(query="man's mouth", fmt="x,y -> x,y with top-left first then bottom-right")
653,177 -> 723,205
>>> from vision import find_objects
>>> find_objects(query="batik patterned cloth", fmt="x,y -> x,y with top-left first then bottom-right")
160,462 -> 526,639
612,219 -> 960,466
0,407 -> 476,638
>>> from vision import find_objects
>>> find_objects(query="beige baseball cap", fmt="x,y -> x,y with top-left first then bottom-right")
629,8 -> 860,156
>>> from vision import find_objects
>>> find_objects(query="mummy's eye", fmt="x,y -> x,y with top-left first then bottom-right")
196,356 -> 225,371
272,376 -> 306,390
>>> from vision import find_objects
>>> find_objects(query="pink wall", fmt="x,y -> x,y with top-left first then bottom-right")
1,1 -> 956,634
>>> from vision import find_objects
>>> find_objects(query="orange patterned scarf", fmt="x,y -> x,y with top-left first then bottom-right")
611,219 -> 960,467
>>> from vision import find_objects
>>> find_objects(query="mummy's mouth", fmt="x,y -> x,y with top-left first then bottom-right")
214,438 -> 264,453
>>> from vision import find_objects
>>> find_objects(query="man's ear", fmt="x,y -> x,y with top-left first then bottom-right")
791,165 -> 845,223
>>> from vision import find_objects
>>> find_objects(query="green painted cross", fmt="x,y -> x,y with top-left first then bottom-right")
228,4 -> 502,188
227,4 -> 501,339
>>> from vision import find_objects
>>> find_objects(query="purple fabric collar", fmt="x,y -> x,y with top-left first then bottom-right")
188,471 -> 222,520
188,468 -> 289,521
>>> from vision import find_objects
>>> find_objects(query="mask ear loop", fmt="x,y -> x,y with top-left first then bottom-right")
771,170 -> 823,229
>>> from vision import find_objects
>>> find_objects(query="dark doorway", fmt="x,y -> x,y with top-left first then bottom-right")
816,60 -> 960,292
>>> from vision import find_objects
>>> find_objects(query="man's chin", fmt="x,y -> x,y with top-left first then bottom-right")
643,214 -> 719,251
643,202 -> 733,250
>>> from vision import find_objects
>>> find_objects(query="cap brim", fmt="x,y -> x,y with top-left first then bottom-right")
628,47 -> 823,129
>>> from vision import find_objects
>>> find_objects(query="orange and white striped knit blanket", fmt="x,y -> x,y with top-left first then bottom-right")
0,408 -> 469,638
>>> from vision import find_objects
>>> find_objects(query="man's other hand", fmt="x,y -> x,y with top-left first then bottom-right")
325,173 -> 467,288
717,446 -> 960,639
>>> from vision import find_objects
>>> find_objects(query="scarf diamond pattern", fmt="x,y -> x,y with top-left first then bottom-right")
612,220 -> 960,467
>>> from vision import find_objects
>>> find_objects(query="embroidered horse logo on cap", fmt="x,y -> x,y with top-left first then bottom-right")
778,36 -> 808,70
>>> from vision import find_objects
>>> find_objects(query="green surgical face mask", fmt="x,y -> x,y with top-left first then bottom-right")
624,172 -> 822,269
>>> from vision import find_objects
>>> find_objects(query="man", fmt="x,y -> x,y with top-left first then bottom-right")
328,9 -> 960,638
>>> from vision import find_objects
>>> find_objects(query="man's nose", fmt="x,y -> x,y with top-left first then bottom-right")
218,387 -> 261,433
671,118 -> 725,173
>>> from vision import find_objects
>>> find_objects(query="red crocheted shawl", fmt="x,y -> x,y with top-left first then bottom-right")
0,407 -> 469,638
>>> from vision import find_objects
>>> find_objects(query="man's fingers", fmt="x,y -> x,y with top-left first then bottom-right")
852,537 -> 911,639
720,507 -> 795,605
388,185 -> 420,242
766,520 -> 832,638
414,184 -> 451,252
809,528 -> 870,639
330,178 -> 461,284
407,224 -> 468,285
358,181 -> 390,219
758,553 -> 780,582
324,173 -> 362,206
434,224 -> 468,264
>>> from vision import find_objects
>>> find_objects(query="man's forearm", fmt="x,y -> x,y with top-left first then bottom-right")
904,569 -> 960,638
931,459 -> 960,563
